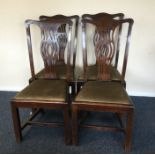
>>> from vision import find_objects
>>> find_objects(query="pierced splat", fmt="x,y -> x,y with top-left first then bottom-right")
93,25 -> 116,80
39,15 -> 79,69
82,13 -> 124,69
40,23 -> 68,78
82,18 -> 134,81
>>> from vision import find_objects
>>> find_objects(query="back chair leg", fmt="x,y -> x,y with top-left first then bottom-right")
116,112 -> 124,128
125,110 -> 134,153
31,108 -> 37,114
11,102 -> 22,143
30,108 -> 45,118
72,105 -> 78,145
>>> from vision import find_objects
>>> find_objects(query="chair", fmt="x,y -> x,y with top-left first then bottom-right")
29,15 -> 79,114
29,15 -> 79,94
72,17 -> 134,152
77,13 -> 125,87
11,18 -> 73,144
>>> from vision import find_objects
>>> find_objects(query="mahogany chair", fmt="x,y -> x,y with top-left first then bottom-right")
29,15 -> 79,94
72,17 -> 134,152
11,18 -> 73,144
77,13 -> 125,88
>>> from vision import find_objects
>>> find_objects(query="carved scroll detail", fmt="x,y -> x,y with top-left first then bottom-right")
40,23 -> 68,78
93,27 -> 116,80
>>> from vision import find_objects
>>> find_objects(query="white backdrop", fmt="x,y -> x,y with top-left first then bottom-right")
0,0 -> 155,96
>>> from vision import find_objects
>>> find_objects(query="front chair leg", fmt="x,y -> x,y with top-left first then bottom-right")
11,102 -> 22,143
72,104 -> 78,145
124,110 -> 134,153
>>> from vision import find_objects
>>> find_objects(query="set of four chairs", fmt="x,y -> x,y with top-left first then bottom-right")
11,12 -> 134,152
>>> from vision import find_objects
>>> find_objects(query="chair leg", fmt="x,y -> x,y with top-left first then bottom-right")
124,110 -> 134,153
64,106 -> 70,145
72,105 -> 78,145
116,112 -> 124,128
71,83 -> 76,96
11,102 -> 22,143
31,108 -> 37,114
31,108 -> 45,115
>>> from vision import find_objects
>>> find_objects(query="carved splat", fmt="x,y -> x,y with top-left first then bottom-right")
93,24 -> 116,80
39,15 -> 79,68
82,18 -> 134,81
82,13 -> 124,69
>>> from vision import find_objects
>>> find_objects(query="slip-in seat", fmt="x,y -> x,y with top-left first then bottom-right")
14,79 -> 67,102
74,81 -> 132,105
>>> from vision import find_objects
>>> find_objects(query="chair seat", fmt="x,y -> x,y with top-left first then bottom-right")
78,65 -> 122,81
74,81 -> 133,106
14,79 -> 67,102
34,65 -> 73,80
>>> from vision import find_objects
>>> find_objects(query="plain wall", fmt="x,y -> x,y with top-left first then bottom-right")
0,0 -> 155,96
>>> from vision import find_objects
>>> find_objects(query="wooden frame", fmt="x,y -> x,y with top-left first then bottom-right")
72,101 -> 134,152
82,16 -> 133,82
11,19 -> 74,144
11,100 -> 70,144
72,17 -> 134,152
82,12 -> 124,69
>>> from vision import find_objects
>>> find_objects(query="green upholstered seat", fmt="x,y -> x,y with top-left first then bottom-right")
78,65 -> 122,81
75,81 -> 133,105
14,79 -> 67,102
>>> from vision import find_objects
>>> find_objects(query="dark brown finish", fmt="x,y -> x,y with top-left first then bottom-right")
82,12 -> 124,69
80,13 -> 130,83
11,100 -> 70,144
39,15 -> 79,69
38,15 -> 79,96
28,15 -> 79,83
72,17 -> 134,152
28,15 -> 79,108
72,101 -> 134,152
26,19 -> 73,81
82,17 -> 133,81
11,19 -> 74,144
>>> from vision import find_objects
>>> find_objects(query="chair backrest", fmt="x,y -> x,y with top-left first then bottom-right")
82,13 -> 124,69
82,12 -> 124,20
39,15 -> 79,69
82,17 -> 134,81
25,19 -> 73,81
